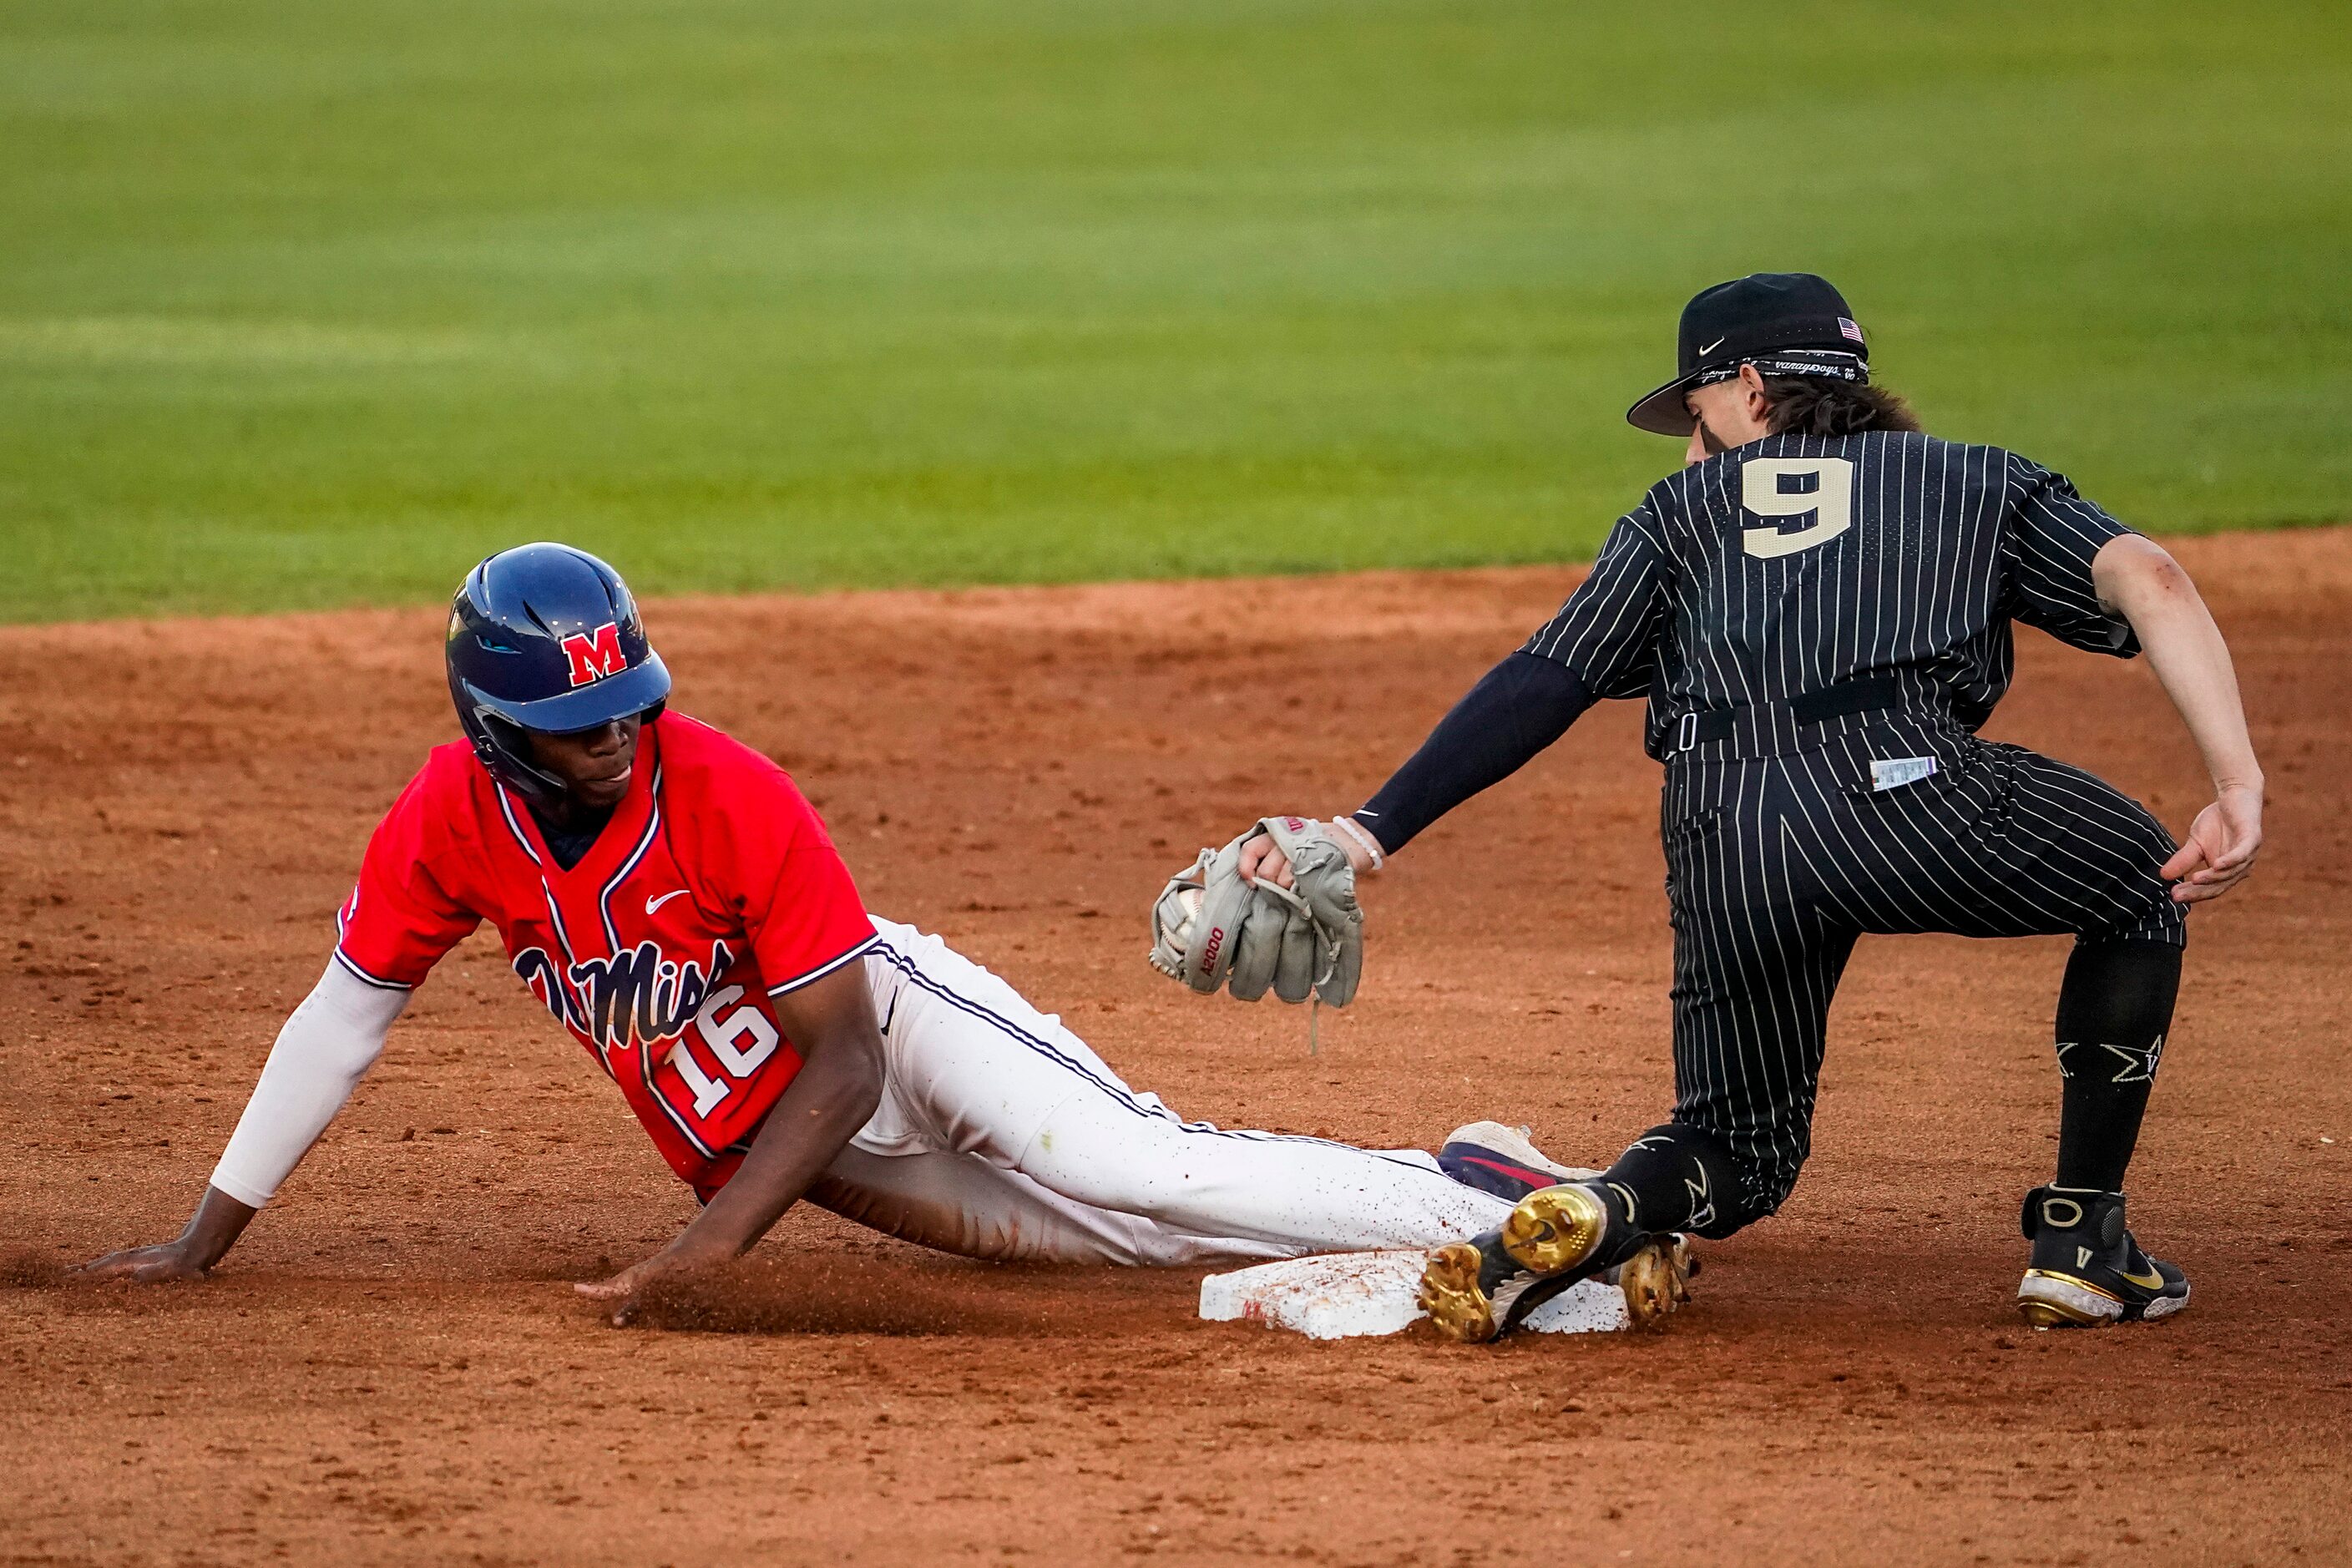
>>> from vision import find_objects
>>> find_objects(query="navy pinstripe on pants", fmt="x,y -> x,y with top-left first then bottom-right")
1660,710 -> 2181,1219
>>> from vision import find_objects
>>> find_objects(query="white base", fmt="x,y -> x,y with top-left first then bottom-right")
1199,1249 -> 1628,1339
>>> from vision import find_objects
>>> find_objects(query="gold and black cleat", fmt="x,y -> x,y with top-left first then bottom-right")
2016,1186 -> 2188,1328
1615,1232 -> 1696,1331
1418,1183 -> 1697,1343
1500,1182 -> 1612,1275
1417,1235 -> 1516,1343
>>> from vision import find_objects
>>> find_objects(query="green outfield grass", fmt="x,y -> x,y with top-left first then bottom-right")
3,0 -> 2347,621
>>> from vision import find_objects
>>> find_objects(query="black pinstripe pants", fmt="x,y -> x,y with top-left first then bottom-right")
1661,711 -> 2186,1223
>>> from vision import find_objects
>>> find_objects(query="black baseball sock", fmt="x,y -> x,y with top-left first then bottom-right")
1600,1122 -> 1748,1242
2053,938 -> 2182,1191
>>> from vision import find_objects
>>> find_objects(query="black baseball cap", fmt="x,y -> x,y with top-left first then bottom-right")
1626,272 -> 1871,436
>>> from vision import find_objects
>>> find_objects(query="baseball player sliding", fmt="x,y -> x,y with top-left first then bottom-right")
1230,274 -> 2263,1341
82,544 -> 1621,1318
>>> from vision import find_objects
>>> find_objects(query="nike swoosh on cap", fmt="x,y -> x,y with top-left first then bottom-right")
1699,336 -> 1726,355
645,889 -> 689,916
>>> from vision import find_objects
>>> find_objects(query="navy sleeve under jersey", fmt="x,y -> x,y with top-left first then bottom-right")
1520,432 -> 2140,757
1521,502 -> 1672,701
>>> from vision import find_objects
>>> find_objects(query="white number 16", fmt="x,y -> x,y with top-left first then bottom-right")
1740,457 -> 1856,559
665,984 -> 782,1118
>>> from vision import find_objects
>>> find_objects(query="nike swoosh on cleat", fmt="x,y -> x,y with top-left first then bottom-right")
2119,1263 -> 2166,1291
1451,1154 -> 1558,1190
645,889 -> 690,916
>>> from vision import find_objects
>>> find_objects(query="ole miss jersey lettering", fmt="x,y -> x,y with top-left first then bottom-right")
333,715 -> 878,1192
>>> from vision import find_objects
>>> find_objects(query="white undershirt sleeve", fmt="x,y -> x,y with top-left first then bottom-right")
209,959 -> 409,1208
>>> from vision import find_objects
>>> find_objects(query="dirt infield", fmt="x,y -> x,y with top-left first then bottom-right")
3,529 -> 2349,1565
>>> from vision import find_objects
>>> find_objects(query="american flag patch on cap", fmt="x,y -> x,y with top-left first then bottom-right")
1838,317 -> 1864,342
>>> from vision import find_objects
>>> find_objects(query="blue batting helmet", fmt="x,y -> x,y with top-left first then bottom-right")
445,543 -> 671,802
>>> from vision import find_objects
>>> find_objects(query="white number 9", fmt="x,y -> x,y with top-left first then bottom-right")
1740,457 -> 1856,559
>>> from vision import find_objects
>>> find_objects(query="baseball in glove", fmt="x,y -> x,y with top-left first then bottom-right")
1148,817 -> 1363,1007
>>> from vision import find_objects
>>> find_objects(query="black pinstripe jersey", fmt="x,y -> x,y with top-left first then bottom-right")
1522,432 -> 2141,760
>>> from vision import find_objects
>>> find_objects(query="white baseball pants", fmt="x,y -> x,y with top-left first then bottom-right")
807,919 -> 1512,1265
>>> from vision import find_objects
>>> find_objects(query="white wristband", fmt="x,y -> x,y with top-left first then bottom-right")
1330,813 -> 1385,873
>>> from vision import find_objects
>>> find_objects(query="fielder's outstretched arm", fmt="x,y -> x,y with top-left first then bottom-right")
1240,651 -> 1601,889
78,959 -> 404,1281
576,961 -> 885,1323
1240,509 -> 1669,892
2091,534 -> 2264,903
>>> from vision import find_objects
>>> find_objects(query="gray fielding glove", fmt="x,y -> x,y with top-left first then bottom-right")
1224,857 -> 1300,1003
1146,818 -> 1363,1007
1256,815 -> 1363,1006
1147,836 -> 1258,994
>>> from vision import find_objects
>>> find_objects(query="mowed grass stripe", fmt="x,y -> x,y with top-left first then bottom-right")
2,0 -> 2347,621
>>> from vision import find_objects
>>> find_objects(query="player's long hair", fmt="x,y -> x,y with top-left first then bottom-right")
1762,377 -> 1922,438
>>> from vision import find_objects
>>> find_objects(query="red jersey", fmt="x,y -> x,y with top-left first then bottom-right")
334,714 -> 878,1196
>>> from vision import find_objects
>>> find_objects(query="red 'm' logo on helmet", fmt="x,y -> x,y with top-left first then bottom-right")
561,622 -> 628,687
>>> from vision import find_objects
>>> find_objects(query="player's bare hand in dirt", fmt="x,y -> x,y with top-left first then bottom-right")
576,1244 -> 728,1326
2162,784 -> 2263,904
76,1186 -> 255,1282
77,1239 -> 215,1282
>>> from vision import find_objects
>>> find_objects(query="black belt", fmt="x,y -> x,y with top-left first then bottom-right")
1671,674 -> 1902,755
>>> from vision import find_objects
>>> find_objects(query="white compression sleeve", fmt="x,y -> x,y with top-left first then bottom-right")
208,961 -> 407,1208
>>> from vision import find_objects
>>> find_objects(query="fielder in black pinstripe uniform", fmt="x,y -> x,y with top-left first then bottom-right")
1242,274 -> 2265,1339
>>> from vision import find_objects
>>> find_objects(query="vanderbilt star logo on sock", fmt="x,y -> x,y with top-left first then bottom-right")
1622,1134 -> 1717,1231
1683,1161 -> 1715,1232
2056,1037 -> 2163,1084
